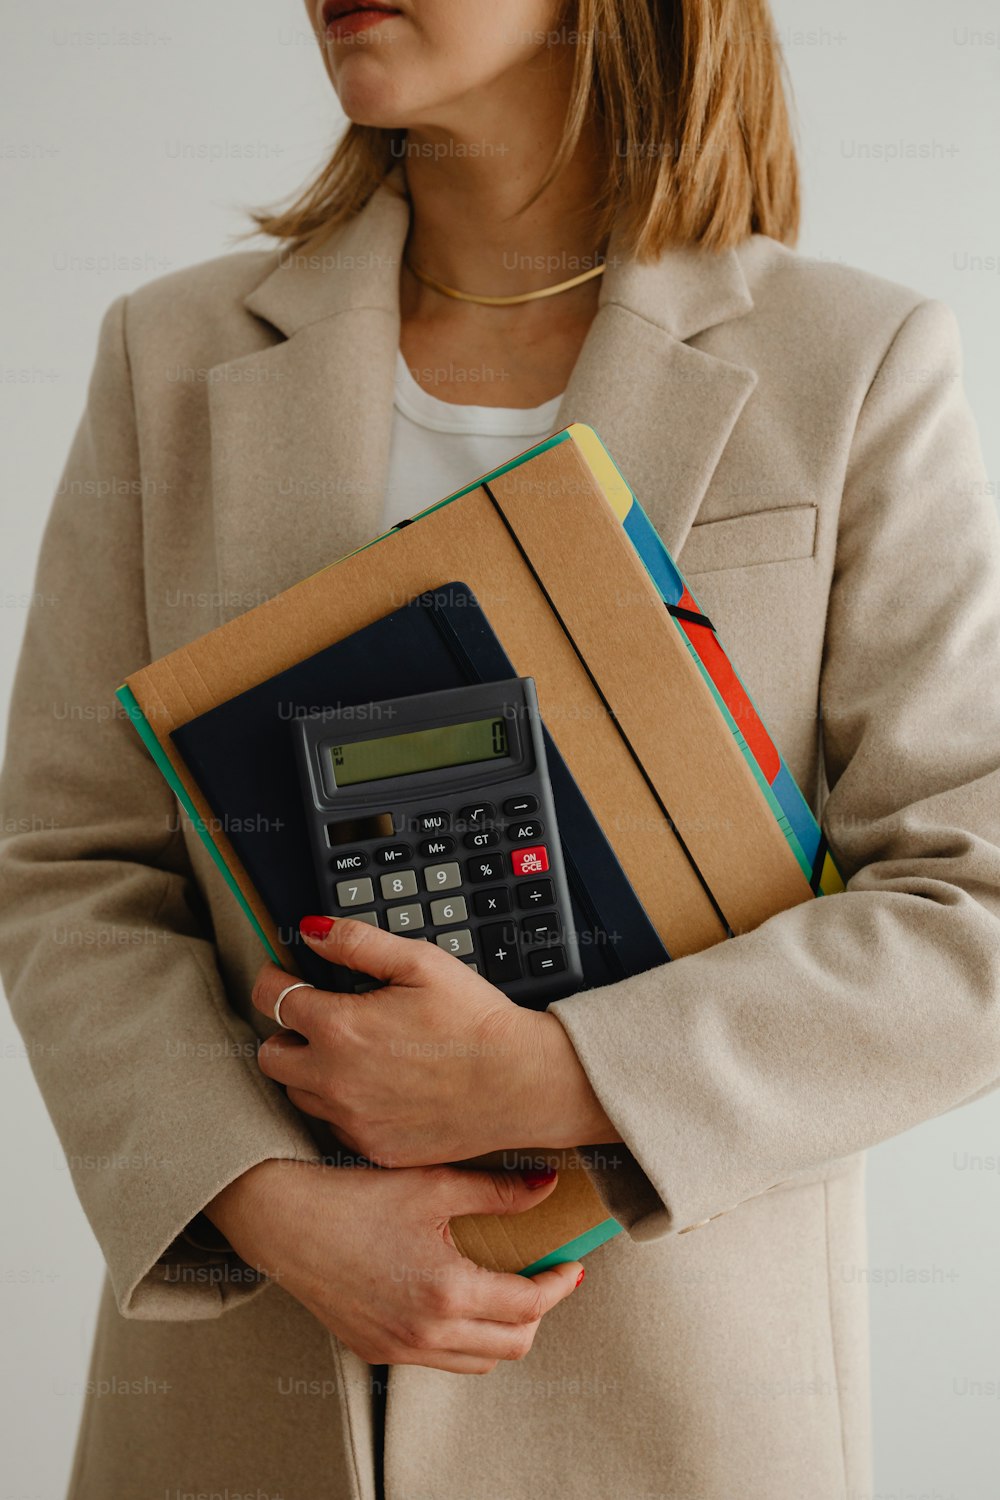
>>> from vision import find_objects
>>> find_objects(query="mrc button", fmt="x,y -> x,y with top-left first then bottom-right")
331,850 -> 368,874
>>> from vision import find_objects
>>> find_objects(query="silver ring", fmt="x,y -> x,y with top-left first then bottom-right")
273,981 -> 314,1030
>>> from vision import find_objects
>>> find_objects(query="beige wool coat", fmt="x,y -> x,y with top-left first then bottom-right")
3,175 -> 1000,1500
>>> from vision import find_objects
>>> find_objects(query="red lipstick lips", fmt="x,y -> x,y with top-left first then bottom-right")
322,0 -> 401,38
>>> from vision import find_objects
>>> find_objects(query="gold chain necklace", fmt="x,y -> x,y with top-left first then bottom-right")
404,254 -> 606,307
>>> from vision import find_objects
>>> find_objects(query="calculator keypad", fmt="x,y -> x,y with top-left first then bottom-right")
437,929 -> 475,957
336,876 -> 375,907
473,886 -> 510,917
380,869 -> 418,900
430,895 -> 468,926
324,795 -> 572,1001
386,903 -> 423,933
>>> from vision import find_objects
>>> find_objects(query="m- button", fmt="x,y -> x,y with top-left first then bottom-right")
375,843 -> 413,866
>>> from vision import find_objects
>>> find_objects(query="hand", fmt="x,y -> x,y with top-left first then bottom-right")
251,915 -> 621,1167
204,1157 -> 584,1373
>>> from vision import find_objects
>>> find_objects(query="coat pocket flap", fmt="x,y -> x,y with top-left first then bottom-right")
680,503 -> 818,574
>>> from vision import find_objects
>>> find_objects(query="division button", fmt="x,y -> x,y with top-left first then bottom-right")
466,852 -> 507,884
335,876 -> 375,908
516,878 -> 554,909
380,869 -> 418,901
331,850 -> 368,874
375,843 -> 413,866
436,928 -> 475,958
430,895 -> 468,927
423,861 -> 462,893
503,794 -> 539,817
419,835 -> 455,859
480,921 -> 523,984
473,886 -> 511,917
528,947 -> 567,977
386,903 -> 424,933
511,845 -> 549,877
508,820 -> 544,844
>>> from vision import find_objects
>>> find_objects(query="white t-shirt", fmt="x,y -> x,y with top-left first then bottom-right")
380,351 -> 565,533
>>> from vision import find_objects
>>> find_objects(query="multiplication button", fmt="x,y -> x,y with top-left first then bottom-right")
473,886 -> 510,917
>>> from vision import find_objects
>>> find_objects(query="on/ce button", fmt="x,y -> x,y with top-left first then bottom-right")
511,845 -> 549,877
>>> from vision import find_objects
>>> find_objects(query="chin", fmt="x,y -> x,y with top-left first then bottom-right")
331,54 -> 417,128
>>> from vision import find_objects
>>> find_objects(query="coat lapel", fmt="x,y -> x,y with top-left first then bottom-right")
208,179 -> 411,619
209,173 -> 757,618
554,232 -> 757,560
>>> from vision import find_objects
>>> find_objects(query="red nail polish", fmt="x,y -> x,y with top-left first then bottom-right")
575,1268 -> 586,1287
300,916 -> 335,940
521,1167 -> 557,1189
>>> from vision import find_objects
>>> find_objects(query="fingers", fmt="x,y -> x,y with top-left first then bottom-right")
430,1163 -> 562,1221
393,1349 -> 498,1376
420,1166 -> 584,1327
457,1257 -> 584,1326
299,914 -> 432,985
250,963 -> 328,1036
382,1260 -> 584,1371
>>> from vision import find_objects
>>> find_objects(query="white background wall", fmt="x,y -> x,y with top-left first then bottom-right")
2,2 -> 998,1495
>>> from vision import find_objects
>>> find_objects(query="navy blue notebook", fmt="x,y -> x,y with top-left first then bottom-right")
171,582 -> 668,995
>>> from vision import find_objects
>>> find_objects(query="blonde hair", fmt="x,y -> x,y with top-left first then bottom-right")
254,0 -> 799,258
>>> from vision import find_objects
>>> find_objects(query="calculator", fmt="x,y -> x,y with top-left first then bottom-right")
293,678 -> 583,1006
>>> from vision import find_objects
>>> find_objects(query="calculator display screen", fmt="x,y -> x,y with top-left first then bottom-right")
328,716 -> 509,787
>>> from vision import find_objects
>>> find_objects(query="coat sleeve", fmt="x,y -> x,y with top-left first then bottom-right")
0,296 -> 321,1318
549,298 -> 1000,1238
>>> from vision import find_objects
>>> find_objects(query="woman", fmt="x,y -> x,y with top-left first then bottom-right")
3,1 -> 1000,1496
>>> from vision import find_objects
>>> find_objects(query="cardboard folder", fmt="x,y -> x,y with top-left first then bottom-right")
117,424 -> 843,1275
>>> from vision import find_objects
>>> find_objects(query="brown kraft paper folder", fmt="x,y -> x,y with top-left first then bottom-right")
119,434 -> 814,1271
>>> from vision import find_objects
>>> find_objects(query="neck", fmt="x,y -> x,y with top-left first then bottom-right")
399,62 -> 607,300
